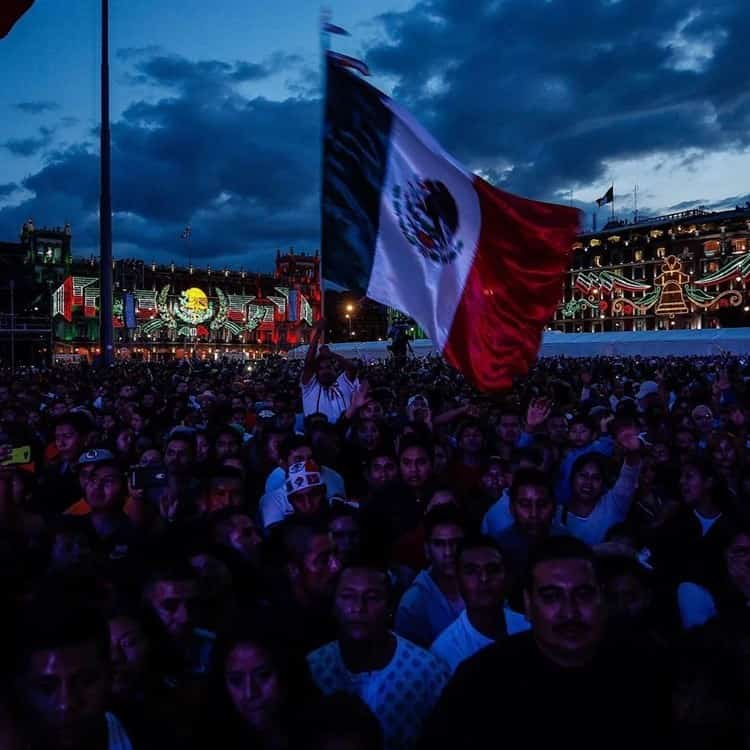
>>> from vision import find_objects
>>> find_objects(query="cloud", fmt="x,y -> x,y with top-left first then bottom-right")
364,0 -> 750,202
0,51 -> 321,269
0,183 -> 18,198
16,101 -> 60,114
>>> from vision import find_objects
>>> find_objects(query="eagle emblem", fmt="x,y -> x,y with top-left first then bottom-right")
393,177 -> 463,264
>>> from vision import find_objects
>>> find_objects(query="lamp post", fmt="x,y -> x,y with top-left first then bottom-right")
345,303 -> 354,338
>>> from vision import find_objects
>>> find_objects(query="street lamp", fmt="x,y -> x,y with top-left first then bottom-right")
345,313 -> 352,337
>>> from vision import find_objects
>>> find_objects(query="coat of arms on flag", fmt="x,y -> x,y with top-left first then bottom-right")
393,178 -> 463,265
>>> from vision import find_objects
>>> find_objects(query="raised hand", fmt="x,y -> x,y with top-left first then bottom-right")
526,397 -> 552,429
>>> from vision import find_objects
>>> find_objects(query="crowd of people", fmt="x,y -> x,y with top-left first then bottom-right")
1,319 -> 749,749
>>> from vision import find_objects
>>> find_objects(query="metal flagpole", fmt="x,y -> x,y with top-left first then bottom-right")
319,10 -> 330,341
99,0 -> 114,365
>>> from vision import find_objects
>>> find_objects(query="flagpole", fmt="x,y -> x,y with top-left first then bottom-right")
319,10 -> 330,341
99,0 -> 114,366
610,183 -> 615,222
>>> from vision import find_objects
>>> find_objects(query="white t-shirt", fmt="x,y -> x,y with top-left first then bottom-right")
308,635 -> 450,750
258,466 -> 347,530
555,462 -> 640,546
480,490 -> 513,540
430,608 -> 530,673
301,372 -> 358,423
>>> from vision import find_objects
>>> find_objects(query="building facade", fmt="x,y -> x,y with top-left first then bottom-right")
554,205 -> 750,333
52,249 -> 321,360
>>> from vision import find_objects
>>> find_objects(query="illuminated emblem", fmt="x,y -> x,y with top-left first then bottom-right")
176,287 -> 213,324
393,177 -> 463,264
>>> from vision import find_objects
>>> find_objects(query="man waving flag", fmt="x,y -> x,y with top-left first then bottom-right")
321,54 -> 580,391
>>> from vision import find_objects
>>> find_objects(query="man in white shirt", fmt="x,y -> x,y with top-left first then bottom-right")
301,318 -> 359,424
308,563 -> 450,750
432,536 -> 529,672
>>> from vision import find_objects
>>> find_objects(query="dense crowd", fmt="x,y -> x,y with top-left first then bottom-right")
1,319 -> 749,749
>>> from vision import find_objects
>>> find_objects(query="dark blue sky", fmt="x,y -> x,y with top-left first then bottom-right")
1,0 -> 748,270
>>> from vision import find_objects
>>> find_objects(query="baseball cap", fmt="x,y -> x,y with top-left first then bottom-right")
285,460 -> 324,498
635,381 -> 659,400
77,448 -> 116,466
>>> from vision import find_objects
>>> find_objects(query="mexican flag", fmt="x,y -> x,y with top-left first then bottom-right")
321,54 -> 580,391
0,0 -> 34,38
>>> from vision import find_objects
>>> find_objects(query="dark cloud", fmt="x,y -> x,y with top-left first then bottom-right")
0,51 -> 320,269
16,101 -> 59,114
2,124 -> 54,156
365,0 -> 750,201
0,183 -> 18,198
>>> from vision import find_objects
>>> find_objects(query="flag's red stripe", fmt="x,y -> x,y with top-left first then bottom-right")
0,0 -> 34,38
443,178 -> 580,391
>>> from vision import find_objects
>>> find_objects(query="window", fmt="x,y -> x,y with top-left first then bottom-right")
704,240 -> 721,257
732,239 -> 747,254
656,247 -> 667,259
594,255 -> 602,267
634,249 -> 643,262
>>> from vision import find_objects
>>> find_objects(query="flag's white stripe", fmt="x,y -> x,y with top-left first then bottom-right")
366,100 -> 481,350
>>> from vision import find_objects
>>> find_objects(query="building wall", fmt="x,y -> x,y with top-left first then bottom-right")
554,206 -> 750,332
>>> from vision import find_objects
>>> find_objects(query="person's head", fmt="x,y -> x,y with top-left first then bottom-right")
355,418 -> 382,453
481,456 -> 512,499
84,461 -> 126,513
328,505 -> 361,566
274,409 -> 296,435
143,560 -> 200,643
264,430 -> 287,465
398,435 -> 434,491
282,520 -> 342,604
279,435 -> 314,469
115,427 -> 135,456
285,460 -> 326,519
360,398 -> 384,422
215,426 -> 242,461
315,355 -> 337,388
139,448 -> 162,466
212,508 -> 263,565
130,410 -> 147,434
205,467 -> 245,515
457,536 -> 507,613
598,556 -> 653,623
568,415 -> 595,449
48,519 -> 95,572
216,625 -> 312,735
423,505 -> 466,579
108,611 -> 151,699
432,441 -> 452,477
334,563 -> 392,643
679,459 -> 723,510
674,427 -> 698,462
15,606 -> 110,750
195,431 -> 211,463
456,419 -> 484,457
524,537 -> 605,668
709,432 -> 737,472
164,433 -> 195,476
367,451 -> 398,491
546,412 -> 569,445
76,448 -> 116,493
724,528 -> 750,598
425,486 -> 459,513
691,404 -> 714,435
53,413 -> 91,462
510,468 -> 555,541
570,452 -> 608,507
495,407 -> 521,446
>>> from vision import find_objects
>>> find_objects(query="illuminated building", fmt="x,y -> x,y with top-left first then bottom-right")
554,205 -> 750,332
52,248 -> 321,360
